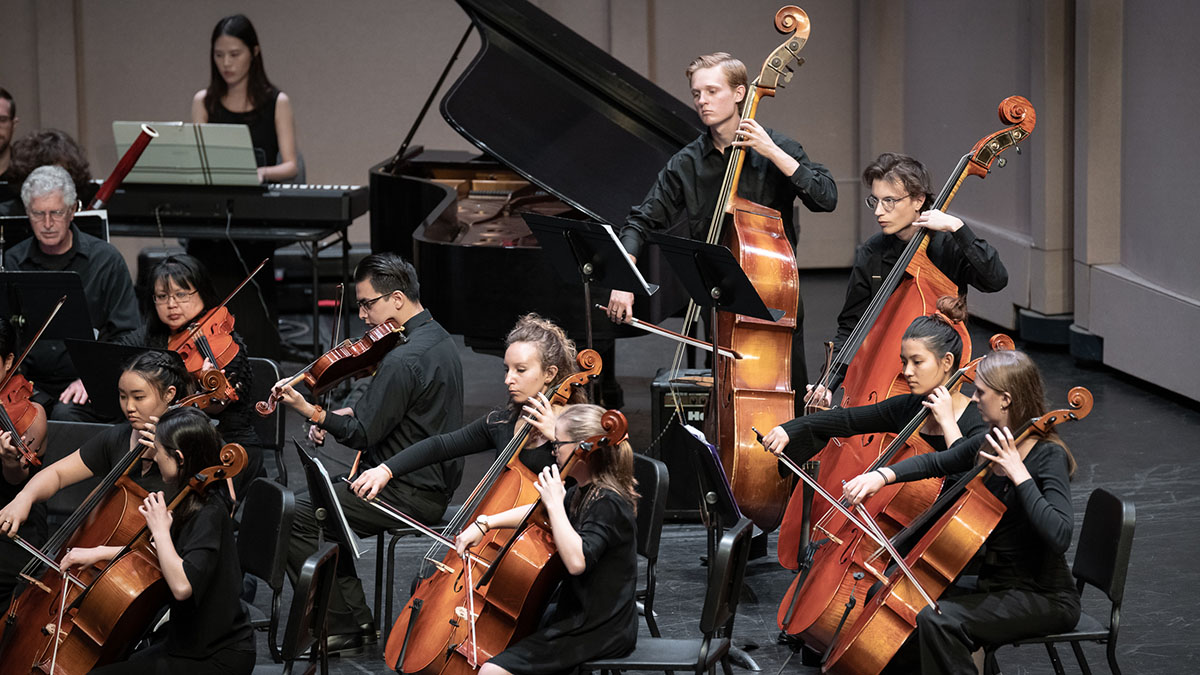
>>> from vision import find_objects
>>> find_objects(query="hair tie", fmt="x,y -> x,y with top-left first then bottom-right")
932,310 -> 959,326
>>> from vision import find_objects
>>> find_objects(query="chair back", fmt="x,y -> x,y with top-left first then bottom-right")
248,357 -> 287,483
279,542 -> 339,671
238,478 -> 296,590
633,453 -> 669,563
43,421 -> 111,529
698,517 -> 753,635
1072,488 -> 1136,605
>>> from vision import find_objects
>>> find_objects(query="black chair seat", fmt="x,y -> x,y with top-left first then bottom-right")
1012,611 -> 1109,644
585,637 -> 730,671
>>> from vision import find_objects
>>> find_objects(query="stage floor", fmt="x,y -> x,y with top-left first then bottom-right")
258,270 -> 1199,675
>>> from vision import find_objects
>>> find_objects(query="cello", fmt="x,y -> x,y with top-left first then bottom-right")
822,386 -> 1093,674
775,334 -> 1014,652
383,350 -> 601,674
777,95 -> 1037,568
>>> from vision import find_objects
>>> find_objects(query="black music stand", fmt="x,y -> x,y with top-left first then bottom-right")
523,213 -> 658,351
0,271 -> 93,351
294,439 -> 364,559
646,231 -> 783,443
64,340 -> 182,421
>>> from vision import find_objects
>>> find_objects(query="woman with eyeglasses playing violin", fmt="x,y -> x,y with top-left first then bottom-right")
454,404 -> 639,675
120,254 -> 264,495
808,153 -> 1008,405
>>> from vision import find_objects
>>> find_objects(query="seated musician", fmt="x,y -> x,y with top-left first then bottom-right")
270,253 -> 463,654
814,152 -> 1008,401
69,406 -> 256,675
350,312 -> 586,502
0,316 -> 48,606
119,254 -> 264,495
0,350 -> 191,533
455,404 -> 638,675
0,87 -> 18,213
4,165 -> 139,422
761,296 -> 987,463
606,51 -> 838,412
842,350 -> 1080,674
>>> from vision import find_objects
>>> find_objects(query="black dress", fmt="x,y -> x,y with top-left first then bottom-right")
488,484 -> 638,675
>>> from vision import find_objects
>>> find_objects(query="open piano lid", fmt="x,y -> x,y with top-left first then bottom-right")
443,0 -> 703,225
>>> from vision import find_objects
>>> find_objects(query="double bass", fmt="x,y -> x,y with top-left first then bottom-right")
384,350 -> 601,674
777,95 -> 1037,568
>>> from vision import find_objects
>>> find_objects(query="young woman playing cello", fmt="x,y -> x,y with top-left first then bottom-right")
350,312 -> 586,500
761,296 -> 987,463
454,403 -> 639,675
0,351 -> 192,535
841,350 -> 1080,674
69,406 -> 255,674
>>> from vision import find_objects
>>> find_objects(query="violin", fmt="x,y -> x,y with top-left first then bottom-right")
166,259 -> 268,412
776,95 -> 1037,571
821,387 -> 1093,675
0,375 -> 46,468
255,319 -> 408,417
384,350 -> 602,674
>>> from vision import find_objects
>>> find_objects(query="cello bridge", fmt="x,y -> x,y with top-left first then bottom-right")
20,573 -> 51,594
813,524 -> 844,546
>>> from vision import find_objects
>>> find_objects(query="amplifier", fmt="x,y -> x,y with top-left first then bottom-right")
649,368 -> 710,521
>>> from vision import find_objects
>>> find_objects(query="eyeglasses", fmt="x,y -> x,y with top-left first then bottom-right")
356,292 -> 394,311
864,194 -> 911,213
152,289 -> 200,305
28,208 -> 70,223
0,115 -> 13,124
548,439 -> 579,451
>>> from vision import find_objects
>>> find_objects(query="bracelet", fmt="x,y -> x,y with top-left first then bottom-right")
473,521 -> 487,535
874,468 -> 890,485
309,404 -> 324,425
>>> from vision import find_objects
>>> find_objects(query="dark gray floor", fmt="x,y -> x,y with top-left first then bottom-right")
257,270 -> 1200,675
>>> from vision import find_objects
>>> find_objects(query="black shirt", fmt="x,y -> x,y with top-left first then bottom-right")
832,226 -> 1008,356
321,310 -> 464,503
78,421 -> 168,494
889,434 -> 1076,595
382,411 -> 555,479
619,129 -> 837,259
210,89 -> 280,169
167,494 -> 255,658
4,224 -> 140,396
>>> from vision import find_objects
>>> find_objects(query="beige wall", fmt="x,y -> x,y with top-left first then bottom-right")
2,0 -> 1195,400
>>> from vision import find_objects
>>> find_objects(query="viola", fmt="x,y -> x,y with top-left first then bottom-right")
776,95 -> 1037,570
0,436 -> 248,675
384,349 -> 602,674
821,387 -> 1093,675
255,319 -> 408,416
0,374 -> 45,467
775,334 -> 1014,652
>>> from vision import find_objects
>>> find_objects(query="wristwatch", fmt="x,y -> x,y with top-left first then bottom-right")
474,514 -> 490,533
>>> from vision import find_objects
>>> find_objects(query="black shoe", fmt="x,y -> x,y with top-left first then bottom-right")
323,631 -> 366,657
359,622 -> 379,646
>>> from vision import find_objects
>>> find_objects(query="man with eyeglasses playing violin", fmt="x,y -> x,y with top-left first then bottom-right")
807,153 -> 1008,404
270,251 -> 465,655
4,164 -> 139,422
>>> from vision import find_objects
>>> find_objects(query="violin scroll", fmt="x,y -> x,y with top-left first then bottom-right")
775,5 -> 810,38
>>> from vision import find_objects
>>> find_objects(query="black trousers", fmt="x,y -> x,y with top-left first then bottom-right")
286,479 -> 447,634
89,641 -> 255,675
887,583 -> 1080,674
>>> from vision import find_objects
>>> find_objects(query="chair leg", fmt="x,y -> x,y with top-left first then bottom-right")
1105,638 -> 1122,675
1069,640 -> 1093,675
268,587 -> 284,662
1044,643 -> 1067,675
373,532 -> 384,630
385,531 -> 404,642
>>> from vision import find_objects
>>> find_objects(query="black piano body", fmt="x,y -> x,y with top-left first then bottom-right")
371,0 -> 703,353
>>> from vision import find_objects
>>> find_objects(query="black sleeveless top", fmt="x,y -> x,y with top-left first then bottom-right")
210,88 -> 280,168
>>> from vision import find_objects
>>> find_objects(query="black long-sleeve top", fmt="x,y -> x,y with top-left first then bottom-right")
780,393 -> 988,465
832,226 -> 1008,357
619,129 -> 837,260
888,433 -> 1076,594
319,310 -> 465,504
5,224 -> 140,396
383,411 -> 554,479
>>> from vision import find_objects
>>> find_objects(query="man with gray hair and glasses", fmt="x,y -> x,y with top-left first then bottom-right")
4,164 -> 139,421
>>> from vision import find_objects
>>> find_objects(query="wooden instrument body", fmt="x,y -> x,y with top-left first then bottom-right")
822,475 -> 1004,675
0,374 -> 47,465
716,196 -> 799,531
304,321 -> 405,398
168,306 -> 239,374
776,239 -> 971,567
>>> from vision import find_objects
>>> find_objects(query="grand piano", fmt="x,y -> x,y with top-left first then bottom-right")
370,0 -> 703,354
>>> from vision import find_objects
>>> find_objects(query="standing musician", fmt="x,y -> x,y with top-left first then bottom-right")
350,312 -> 586,502
119,254 -> 264,494
606,52 -> 837,410
0,351 -> 192,535
4,165 -> 140,422
761,297 -> 986,462
454,404 -> 639,675
0,317 -> 48,606
69,406 -> 256,675
270,253 -> 464,654
841,350 -> 1080,674
815,152 -> 1008,400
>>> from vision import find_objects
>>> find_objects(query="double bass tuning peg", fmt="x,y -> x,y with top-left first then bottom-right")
997,157 -> 1007,168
